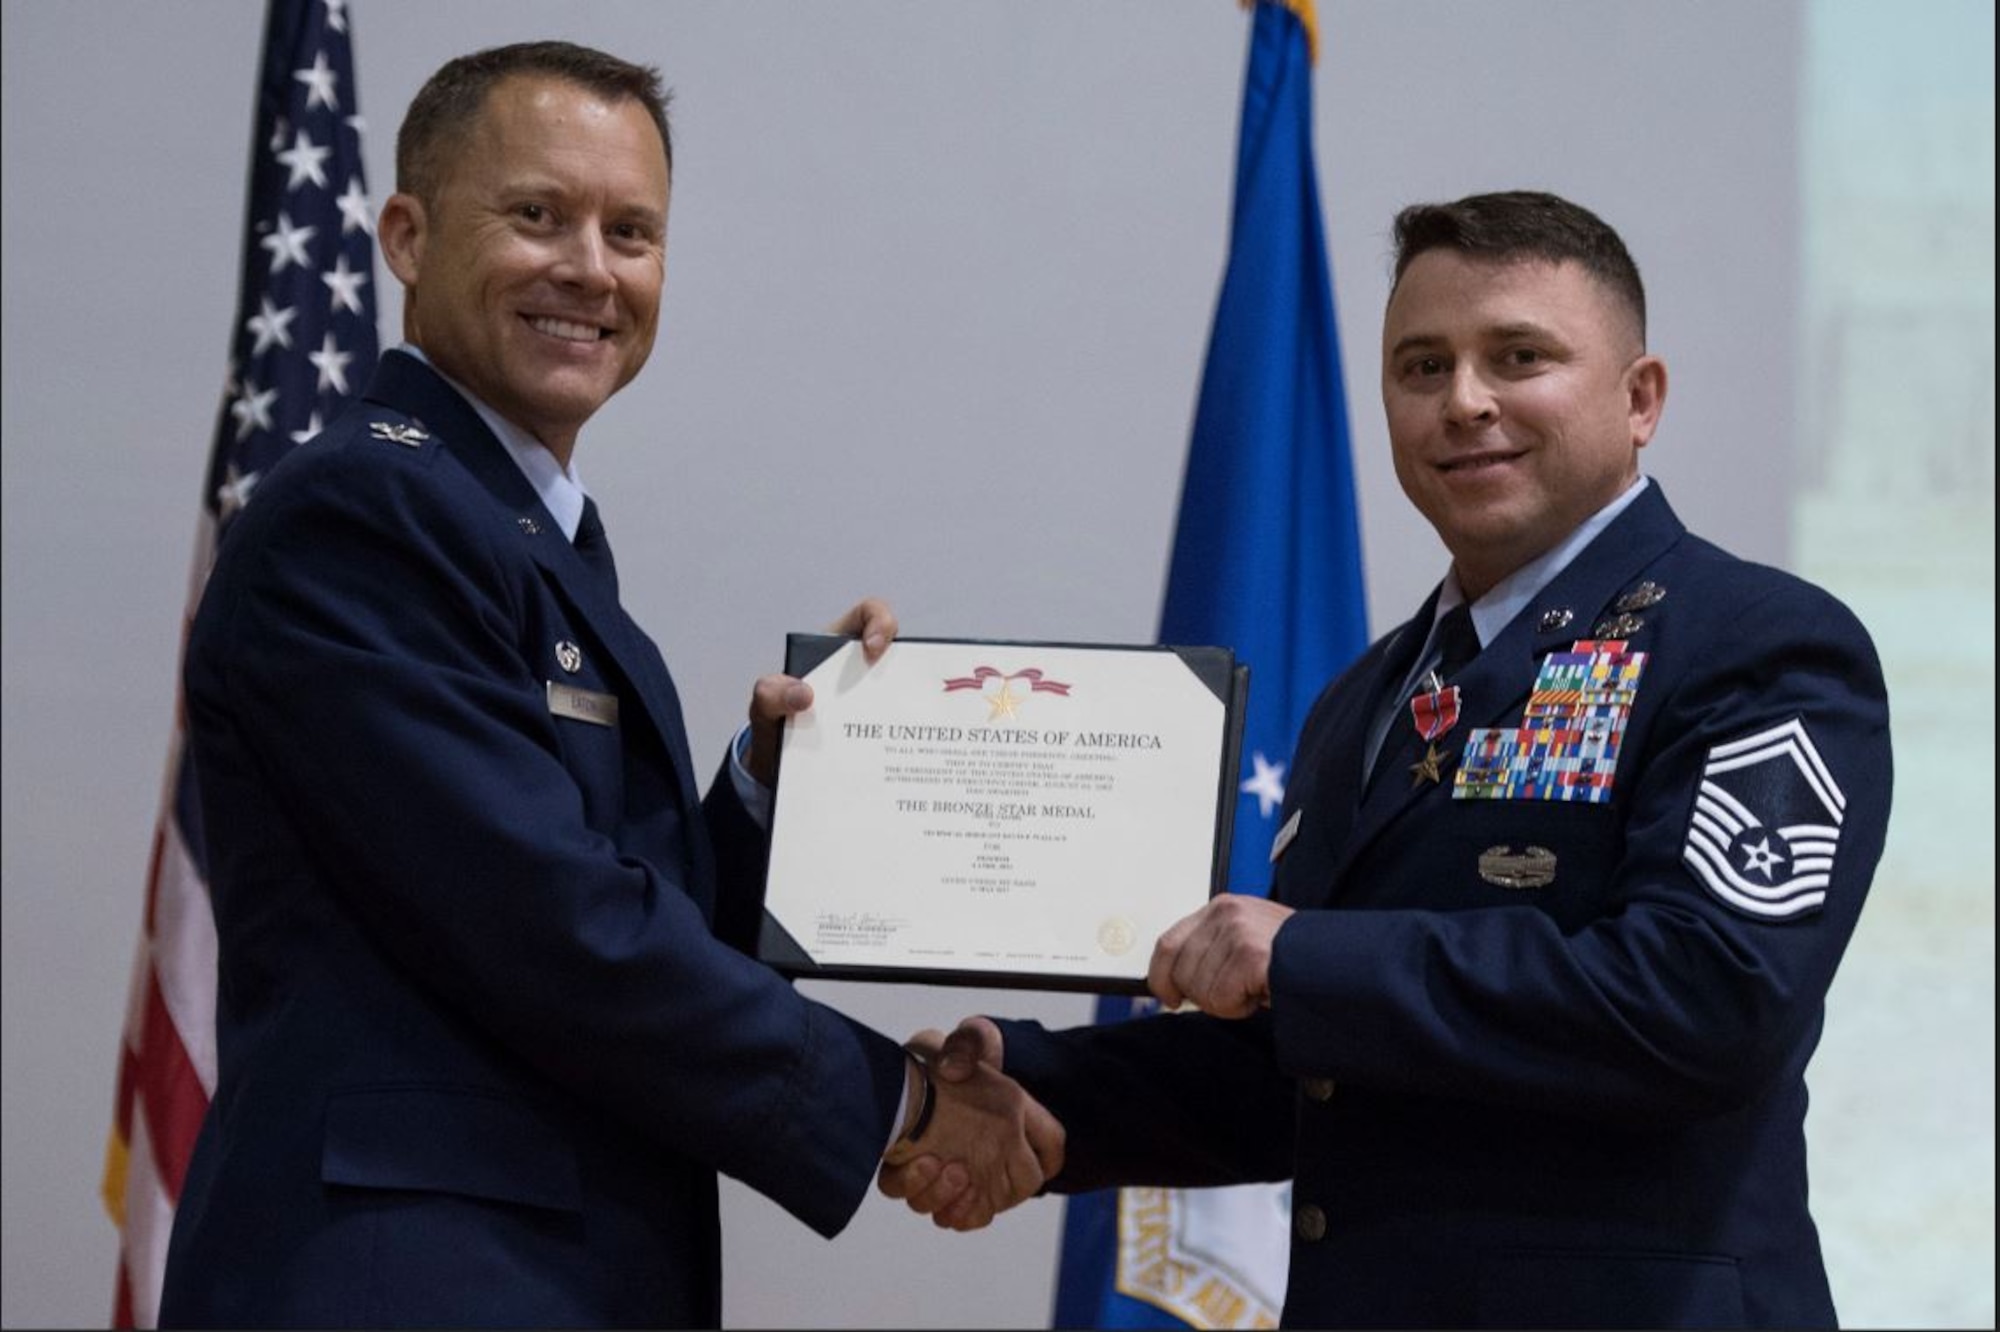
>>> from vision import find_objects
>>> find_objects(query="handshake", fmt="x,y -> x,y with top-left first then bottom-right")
871,891 -> 1298,1229
876,1017 -> 1056,1231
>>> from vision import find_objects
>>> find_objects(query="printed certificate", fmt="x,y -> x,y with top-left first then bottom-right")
757,636 -> 1245,993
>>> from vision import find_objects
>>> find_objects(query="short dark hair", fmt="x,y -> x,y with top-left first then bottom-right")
396,40 -> 672,205
1391,191 -> 1646,344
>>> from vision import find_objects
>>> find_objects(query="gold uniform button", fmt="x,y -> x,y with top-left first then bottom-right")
1302,1077 -> 1336,1102
1294,1203 -> 1327,1243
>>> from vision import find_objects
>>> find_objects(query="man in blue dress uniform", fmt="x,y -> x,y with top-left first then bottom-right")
888,191 -> 1892,1329
161,40 -> 1059,1329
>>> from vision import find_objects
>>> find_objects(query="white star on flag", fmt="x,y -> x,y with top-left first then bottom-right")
260,212 -> 316,273
277,127 -> 331,191
245,297 -> 298,354
335,176 -> 373,235
294,52 -> 340,111
308,331 -> 354,395
112,10 -> 381,1326
230,380 -> 279,441
321,253 -> 369,314
1241,752 -> 1287,819
215,464 -> 260,522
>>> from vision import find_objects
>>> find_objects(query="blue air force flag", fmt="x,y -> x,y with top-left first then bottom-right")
1052,2 -> 1368,1327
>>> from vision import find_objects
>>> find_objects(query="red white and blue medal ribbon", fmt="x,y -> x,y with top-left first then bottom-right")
1409,670 -> 1462,743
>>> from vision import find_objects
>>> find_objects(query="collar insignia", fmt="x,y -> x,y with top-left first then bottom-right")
368,421 -> 430,447
1614,581 -> 1667,613
1593,611 -> 1646,638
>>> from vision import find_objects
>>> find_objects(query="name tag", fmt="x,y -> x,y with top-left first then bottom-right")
547,680 -> 619,728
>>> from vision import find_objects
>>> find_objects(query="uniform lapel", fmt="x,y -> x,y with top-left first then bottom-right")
362,352 -> 704,810
523,524 -> 704,805
1267,609 -> 1431,909
1320,486 -> 1690,893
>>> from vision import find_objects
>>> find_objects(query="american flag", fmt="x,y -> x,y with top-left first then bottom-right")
101,1 -> 377,1324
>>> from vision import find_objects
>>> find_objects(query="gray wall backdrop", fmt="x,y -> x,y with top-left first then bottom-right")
4,2 -> 1991,1327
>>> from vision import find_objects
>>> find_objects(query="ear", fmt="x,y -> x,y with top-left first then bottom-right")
1625,354 -> 1668,450
376,192 -> 427,288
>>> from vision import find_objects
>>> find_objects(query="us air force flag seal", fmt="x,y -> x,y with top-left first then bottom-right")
1683,718 -> 1845,919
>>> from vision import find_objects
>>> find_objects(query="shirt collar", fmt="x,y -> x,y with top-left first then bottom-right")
396,342 -> 590,541
1434,475 -> 1652,647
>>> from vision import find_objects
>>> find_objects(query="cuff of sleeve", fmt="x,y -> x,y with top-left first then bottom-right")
729,725 -> 773,830
890,1048 -> 935,1152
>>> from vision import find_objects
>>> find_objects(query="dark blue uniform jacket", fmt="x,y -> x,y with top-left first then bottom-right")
1003,483 -> 1891,1329
161,352 -> 907,1328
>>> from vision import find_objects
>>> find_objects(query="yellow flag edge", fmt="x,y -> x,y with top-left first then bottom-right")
1239,0 -> 1319,64
102,1124 -> 129,1230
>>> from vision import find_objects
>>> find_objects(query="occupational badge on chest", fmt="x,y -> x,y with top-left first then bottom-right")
1455,640 -> 1647,802
1478,844 -> 1557,889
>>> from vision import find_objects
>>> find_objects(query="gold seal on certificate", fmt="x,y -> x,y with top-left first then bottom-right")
757,636 -> 1246,993
1096,917 -> 1137,957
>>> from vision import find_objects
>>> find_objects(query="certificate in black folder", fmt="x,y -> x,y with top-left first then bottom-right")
757,636 -> 1246,994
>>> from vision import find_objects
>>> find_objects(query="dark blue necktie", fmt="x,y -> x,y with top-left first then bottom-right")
574,496 -> 618,596
1367,603 -> 1481,795
1429,603 -> 1482,684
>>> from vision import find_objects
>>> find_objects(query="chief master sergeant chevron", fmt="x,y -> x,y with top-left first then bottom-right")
886,190 -> 1892,1329
159,40 -> 1061,1329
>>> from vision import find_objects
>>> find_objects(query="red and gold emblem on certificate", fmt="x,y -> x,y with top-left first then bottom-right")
943,665 -> 1073,720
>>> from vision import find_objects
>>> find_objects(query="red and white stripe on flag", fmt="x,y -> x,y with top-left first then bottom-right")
101,0 -> 378,1322
104,689 -> 217,1319
104,526 -> 220,1330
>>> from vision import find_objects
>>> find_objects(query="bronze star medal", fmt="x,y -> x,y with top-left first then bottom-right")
1410,742 -> 1448,787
